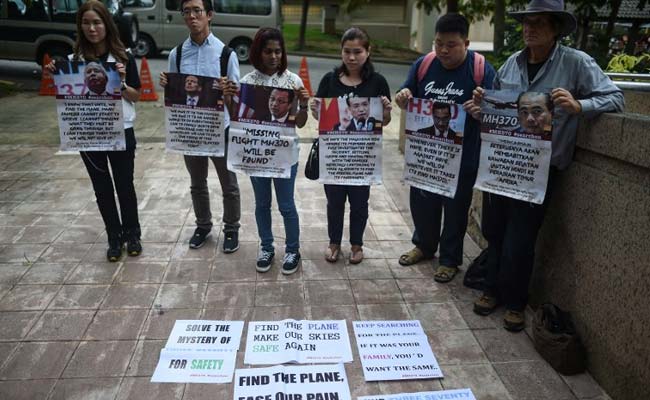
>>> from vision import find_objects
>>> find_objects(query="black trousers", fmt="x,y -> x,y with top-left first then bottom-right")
324,184 -> 370,246
80,128 -> 140,239
482,167 -> 558,311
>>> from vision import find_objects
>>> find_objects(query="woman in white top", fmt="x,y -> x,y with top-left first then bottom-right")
239,27 -> 309,275
47,0 -> 142,262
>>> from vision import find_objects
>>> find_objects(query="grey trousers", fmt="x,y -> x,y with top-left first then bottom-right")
183,153 -> 240,233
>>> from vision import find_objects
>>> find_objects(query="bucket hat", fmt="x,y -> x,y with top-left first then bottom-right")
509,0 -> 577,37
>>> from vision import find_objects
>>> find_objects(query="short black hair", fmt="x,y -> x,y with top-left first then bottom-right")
271,88 -> 294,104
435,13 -> 469,38
179,0 -> 213,13
516,91 -> 553,114
433,102 -> 452,113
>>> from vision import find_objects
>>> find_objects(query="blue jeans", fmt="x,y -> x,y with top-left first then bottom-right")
250,163 -> 300,253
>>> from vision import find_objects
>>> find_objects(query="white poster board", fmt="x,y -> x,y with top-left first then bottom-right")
359,388 -> 476,400
234,364 -> 351,400
164,320 -> 244,351
151,348 -> 237,383
245,320 -> 353,365
353,321 -> 442,381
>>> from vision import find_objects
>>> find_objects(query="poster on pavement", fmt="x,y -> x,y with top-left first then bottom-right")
358,388 -> 476,400
151,348 -> 237,383
234,364 -> 351,400
403,98 -> 465,198
353,321 -> 442,381
317,97 -> 383,186
245,320 -> 353,365
163,320 -> 244,352
164,72 -> 226,156
228,83 -> 299,178
474,90 -> 553,204
53,60 -> 125,152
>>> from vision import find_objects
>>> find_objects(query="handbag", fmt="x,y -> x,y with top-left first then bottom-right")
532,303 -> 586,375
304,138 -> 319,180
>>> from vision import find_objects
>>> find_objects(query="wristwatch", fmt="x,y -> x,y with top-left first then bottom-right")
120,80 -> 127,91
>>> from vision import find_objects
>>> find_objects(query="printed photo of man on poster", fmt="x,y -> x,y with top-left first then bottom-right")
516,91 -> 553,140
164,73 -> 221,109
267,88 -> 295,123
84,62 -> 111,96
333,97 -> 379,131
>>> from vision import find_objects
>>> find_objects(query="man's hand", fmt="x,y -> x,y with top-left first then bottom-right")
551,88 -> 582,114
395,88 -> 413,109
463,99 -> 481,120
221,78 -> 238,97
309,98 -> 321,120
159,72 -> 168,88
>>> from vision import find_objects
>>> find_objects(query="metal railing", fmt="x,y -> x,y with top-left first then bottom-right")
607,72 -> 650,91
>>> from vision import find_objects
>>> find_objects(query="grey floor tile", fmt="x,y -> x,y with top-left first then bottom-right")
251,305 -> 310,321
209,259 -> 257,282
0,284 -> 60,310
0,342 -> 17,366
163,260 -> 212,283
38,243 -> 90,263
140,308 -> 202,340
13,226 -> 63,244
154,283 -> 207,309
560,372 -> 610,399
301,258 -> 349,280
55,226 -> 103,244
345,258 -> 394,280
0,263 -> 28,285
62,340 -> 137,378
48,284 -> 109,309
309,305 -> 359,321
357,303 -> 412,320
0,243 -> 49,263
66,262 -> 121,284
101,284 -> 159,309
378,378 -> 444,395
116,377 -> 184,400
351,279 -> 403,304
305,280 -> 355,306
126,340 -> 166,377
473,329 -> 543,362
397,278 -> 453,303
407,302 -> 469,331
27,310 -> 95,340
493,360 -> 577,400
426,329 -> 488,365
254,281 -> 305,307
182,382 -> 231,400
85,309 -> 149,340
116,261 -> 168,283
204,282 -> 256,309
0,341 -> 77,379
49,378 -> 121,400
440,364 -> 513,400
200,307 -> 254,323
0,310 -> 41,341
0,379 -> 56,400
18,263 -> 75,284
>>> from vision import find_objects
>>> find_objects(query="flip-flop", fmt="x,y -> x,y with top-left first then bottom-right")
433,265 -> 458,283
325,244 -> 340,263
349,245 -> 363,265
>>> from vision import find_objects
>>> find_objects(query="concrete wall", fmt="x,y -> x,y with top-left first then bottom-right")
467,110 -> 650,400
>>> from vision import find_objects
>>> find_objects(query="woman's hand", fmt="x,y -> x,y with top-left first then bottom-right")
221,78 -> 238,97
159,72 -> 168,87
295,87 -> 310,107
381,95 -> 392,125
309,98 -> 321,120
115,62 -> 126,81
463,99 -> 481,120
395,88 -> 413,109
44,60 -> 56,73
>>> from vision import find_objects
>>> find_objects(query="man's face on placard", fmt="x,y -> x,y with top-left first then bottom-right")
518,92 -> 552,134
268,89 -> 290,119
348,97 -> 369,121
84,62 -> 108,94
433,106 -> 452,134
184,75 -> 201,96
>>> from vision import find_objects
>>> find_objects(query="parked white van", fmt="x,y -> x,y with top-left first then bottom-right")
124,0 -> 281,62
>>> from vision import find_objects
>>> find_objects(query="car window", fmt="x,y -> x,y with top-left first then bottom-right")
215,0 -> 271,15
165,0 -> 178,12
123,0 -> 154,7
4,0 -> 50,21
52,0 -> 77,22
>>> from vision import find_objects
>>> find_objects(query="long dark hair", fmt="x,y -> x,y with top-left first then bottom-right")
249,27 -> 288,75
74,0 -> 127,63
335,27 -> 374,80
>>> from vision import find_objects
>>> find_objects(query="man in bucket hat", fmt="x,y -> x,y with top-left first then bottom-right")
468,0 -> 624,332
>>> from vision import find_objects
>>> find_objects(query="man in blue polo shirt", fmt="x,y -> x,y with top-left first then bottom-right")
395,13 -> 496,283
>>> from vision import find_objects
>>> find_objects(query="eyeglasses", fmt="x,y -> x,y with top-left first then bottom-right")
181,7 -> 205,17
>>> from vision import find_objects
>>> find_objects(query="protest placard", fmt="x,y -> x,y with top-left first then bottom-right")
228,83 -> 299,178
358,388 -> 476,400
234,364 -> 351,400
403,99 -> 465,198
164,72 -> 226,156
164,320 -> 244,352
475,90 -> 553,204
245,320 -> 353,365
317,97 -> 383,186
151,348 -> 237,383
53,60 -> 125,152
353,321 -> 442,381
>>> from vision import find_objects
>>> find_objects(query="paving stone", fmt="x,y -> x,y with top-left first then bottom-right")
13,226 -> 63,244
344,359 -> 382,398
182,382 -> 232,400
209,259 -> 257,282
48,284 -> 109,309
426,329 -> 488,365
0,243 -> 49,263
66,262 -> 120,284
456,300 -> 500,329
345,258 -> 393,280
125,243 -> 176,263
309,305 -> 359,321
163,260 -> 212,283
0,310 -> 41,341
298,258 -> 347,280
251,305 -> 309,321
85,309 -> 148,340
378,378 -> 444,395
0,284 -> 60,310
38,243 -> 90,263
18,263 -> 74,284
388,262 -> 436,279
126,340 -> 166,376
116,262 -> 167,283
201,307 -> 254,322
205,282 -> 255,309
0,341 -> 77,379
49,378 -> 121,400
473,329 -> 542,362
0,263 -> 28,284
0,226 -> 23,243
54,226 -> 103,244
254,281 -> 304,306
357,303 -> 412,320
0,342 -> 17,365
493,360 -> 577,400
140,308 -> 202,340
101,284 -> 159,309
63,340 -> 137,378
27,310 -> 95,340
170,240 -> 217,261
372,225 -> 413,241
0,379 -> 56,400
140,225 -> 182,243
305,280 -> 355,306
116,377 -> 184,400
560,372 -> 611,399
396,278 -> 453,303
440,364 -> 513,400
0,284 -> 10,300
407,302 -> 469,331
154,283 -> 207,309
351,279 -> 403,304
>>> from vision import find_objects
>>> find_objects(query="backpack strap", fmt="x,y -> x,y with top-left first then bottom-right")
473,51 -> 485,87
417,51 -> 437,83
175,41 -> 183,72
220,45 -> 233,78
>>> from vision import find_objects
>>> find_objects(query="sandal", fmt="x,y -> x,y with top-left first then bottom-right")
398,247 -> 425,266
433,265 -> 458,283
349,245 -> 364,265
325,244 -> 341,263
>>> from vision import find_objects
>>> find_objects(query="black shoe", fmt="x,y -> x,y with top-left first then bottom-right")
126,236 -> 142,256
222,231 -> 239,253
281,251 -> 301,275
256,249 -> 275,273
107,237 -> 123,262
189,227 -> 211,249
